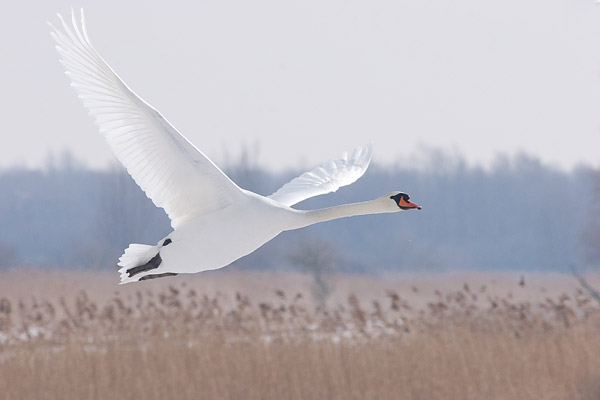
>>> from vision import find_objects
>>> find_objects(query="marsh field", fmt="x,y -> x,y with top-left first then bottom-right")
0,269 -> 599,400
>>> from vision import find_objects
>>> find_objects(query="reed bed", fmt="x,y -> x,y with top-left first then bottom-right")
0,270 -> 599,399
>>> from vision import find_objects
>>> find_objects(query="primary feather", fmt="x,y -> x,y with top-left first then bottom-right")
49,10 -> 243,229
269,143 -> 372,207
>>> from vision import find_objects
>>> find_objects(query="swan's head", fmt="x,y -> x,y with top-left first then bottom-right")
387,192 -> 422,211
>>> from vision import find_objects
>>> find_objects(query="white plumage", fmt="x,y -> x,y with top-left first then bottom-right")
50,10 -> 421,284
269,145 -> 373,207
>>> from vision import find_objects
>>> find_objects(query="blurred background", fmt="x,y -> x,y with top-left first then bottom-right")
3,2 -> 600,398
1,0 -> 600,275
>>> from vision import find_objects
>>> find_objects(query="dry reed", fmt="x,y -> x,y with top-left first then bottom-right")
0,270 -> 599,400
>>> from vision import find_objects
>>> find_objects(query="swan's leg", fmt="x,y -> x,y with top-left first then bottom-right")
139,272 -> 178,281
126,253 -> 162,277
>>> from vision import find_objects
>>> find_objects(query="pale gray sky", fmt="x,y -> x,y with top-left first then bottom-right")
3,0 -> 600,171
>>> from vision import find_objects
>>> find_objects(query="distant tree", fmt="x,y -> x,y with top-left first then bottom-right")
288,236 -> 338,306
84,165 -> 170,269
581,171 -> 600,265
0,243 -> 18,270
0,148 -> 595,272
571,169 -> 600,304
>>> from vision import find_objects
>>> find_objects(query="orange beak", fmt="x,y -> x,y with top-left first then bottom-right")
399,197 -> 422,210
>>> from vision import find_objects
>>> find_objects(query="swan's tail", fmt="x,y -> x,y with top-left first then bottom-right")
117,244 -> 160,284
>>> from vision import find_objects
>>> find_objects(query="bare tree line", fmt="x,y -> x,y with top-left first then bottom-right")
0,149 -> 598,274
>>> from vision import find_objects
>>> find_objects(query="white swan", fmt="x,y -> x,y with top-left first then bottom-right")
49,10 -> 421,284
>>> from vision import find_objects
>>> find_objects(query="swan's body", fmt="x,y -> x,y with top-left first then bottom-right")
50,10 -> 421,284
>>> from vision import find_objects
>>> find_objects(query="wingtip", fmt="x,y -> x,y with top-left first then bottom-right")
56,12 -> 65,24
53,8 -> 85,29
351,142 -> 373,168
364,141 -> 374,157
354,142 -> 373,157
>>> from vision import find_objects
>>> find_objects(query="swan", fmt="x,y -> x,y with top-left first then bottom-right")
49,10 -> 422,284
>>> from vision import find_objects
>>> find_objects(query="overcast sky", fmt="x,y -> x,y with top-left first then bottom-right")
3,0 -> 600,171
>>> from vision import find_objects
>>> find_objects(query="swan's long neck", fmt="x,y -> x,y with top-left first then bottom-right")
288,199 -> 391,230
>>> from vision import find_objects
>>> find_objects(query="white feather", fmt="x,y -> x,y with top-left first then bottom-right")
49,9 -> 243,229
269,143 -> 373,207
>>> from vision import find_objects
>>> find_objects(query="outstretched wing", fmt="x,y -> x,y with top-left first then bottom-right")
49,10 -> 244,229
269,143 -> 372,207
